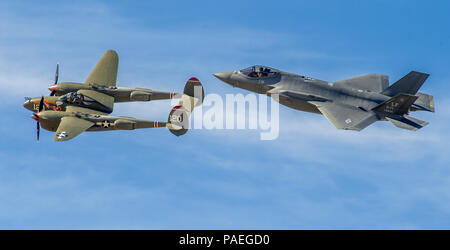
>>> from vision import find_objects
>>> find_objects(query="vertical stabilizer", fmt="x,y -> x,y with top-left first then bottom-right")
382,71 -> 429,96
372,94 -> 418,116
167,77 -> 204,136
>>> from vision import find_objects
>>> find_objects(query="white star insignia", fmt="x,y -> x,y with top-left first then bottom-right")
102,120 -> 110,128
56,132 -> 68,139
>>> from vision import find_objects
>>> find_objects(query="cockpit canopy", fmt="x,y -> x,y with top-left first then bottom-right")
240,65 -> 280,78
59,92 -> 95,105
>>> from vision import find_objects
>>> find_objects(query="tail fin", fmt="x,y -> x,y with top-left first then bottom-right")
372,94 -> 418,116
386,115 -> 429,131
183,77 -> 205,106
167,106 -> 190,136
167,77 -> 204,136
382,71 -> 429,96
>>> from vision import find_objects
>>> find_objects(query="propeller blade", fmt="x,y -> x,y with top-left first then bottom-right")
49,63 -> 59,96
54,62 -> 59,85
37,120 -> 40,142
38,96 -> 44,112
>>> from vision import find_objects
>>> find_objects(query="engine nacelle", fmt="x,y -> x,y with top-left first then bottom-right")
114,119 -> 136,130
130,91 -> 151,101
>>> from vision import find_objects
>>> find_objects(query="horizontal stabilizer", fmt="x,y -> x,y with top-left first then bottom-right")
386,115 -> 428,131
412,92 -> 435,112
382,71 -> 429,96
372,94 -> 418,116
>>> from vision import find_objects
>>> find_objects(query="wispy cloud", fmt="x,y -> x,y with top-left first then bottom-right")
1,0 -> 450,229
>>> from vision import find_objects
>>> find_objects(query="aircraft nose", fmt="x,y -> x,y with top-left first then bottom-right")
48,85 -> 57,92
213,71 -> 233,82
23,99 -> 34,112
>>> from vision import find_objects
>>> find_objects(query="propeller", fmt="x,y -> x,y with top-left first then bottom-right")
32,96 -> 44,142
50,63 -> 59,96
38,96 -> 44,112
36,117 -> 40,142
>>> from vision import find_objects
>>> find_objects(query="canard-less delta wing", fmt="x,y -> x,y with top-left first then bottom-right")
214,66 -> 434,131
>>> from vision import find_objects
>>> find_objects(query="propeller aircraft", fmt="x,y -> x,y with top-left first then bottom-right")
24,50 -> 204,141
24,50 -> 185,113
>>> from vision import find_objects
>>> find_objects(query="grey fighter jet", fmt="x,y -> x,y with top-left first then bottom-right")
214,66 -> 434,131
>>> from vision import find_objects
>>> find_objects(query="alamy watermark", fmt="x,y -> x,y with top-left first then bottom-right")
171,87 -> 280,140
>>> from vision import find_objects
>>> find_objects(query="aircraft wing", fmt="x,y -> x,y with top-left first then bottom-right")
53,116 -> 94,141
65,106 -> 108,116
84,50 -> 118,87
267,88 -> 328,102
334,74 -> 389,92
309,101 -> 379,131
77,89 -> 114,113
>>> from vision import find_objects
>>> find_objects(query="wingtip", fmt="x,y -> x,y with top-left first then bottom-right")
410,70 -> 430,77
105,49 -> 118,55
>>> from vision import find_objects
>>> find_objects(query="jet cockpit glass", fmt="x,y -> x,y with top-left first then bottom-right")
240,66 -> 279,78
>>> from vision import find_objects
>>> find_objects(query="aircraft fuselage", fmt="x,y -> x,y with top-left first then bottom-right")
214,68 -> 429,115
34,110 -> 166,133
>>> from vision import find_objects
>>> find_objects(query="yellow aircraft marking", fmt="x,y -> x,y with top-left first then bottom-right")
32,100 -> 56,105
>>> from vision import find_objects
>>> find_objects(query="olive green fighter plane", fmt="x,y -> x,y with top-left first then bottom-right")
27,77 -> 203,141
49,50 -> 182,101
23,50 -> 204,141
24,50 -> 183,113
214,66 -> 434,131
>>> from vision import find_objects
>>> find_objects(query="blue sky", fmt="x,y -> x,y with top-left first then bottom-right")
1,0 -> 450,229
